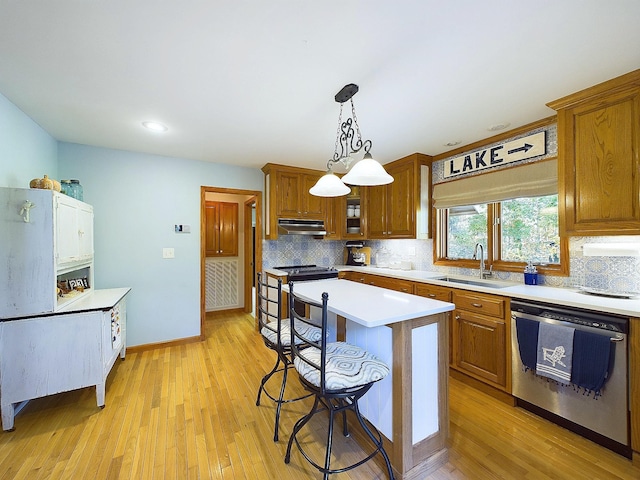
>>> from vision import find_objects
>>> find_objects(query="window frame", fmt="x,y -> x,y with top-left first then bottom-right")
434,199 -> 569,276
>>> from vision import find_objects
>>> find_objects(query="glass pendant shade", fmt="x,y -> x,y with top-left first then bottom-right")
341,154 -> 394,186
309,172 -> 351,197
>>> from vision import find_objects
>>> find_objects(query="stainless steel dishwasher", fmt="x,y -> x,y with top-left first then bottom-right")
511,299 -> 630,457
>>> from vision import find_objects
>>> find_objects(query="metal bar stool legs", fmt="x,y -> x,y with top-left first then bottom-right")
255,273 -> 317,441
285,284 -> 395,479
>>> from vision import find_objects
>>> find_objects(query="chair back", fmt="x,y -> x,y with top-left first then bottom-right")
257,272 -> 285,350
288,282 -> 330,394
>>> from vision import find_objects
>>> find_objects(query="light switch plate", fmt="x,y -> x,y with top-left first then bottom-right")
163,248 -> 175,259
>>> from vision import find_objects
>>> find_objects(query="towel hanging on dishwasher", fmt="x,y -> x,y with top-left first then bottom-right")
536,322 -> 574,383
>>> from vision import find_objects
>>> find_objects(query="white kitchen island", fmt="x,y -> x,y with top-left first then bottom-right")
284,279 -> 454,480
0,287 -> 130,431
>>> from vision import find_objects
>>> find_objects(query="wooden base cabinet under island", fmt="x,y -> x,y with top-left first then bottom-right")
0,288 -> 130,431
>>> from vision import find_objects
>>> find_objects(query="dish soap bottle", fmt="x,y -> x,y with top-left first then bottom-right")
524,262 -> 538,285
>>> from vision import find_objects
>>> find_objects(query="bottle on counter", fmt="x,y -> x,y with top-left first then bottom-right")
524,262 -> 538,285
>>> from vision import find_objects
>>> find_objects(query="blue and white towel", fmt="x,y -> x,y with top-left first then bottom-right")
536,322 -> 574,383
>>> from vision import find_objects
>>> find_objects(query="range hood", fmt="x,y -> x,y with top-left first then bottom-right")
277,219 -> 326,236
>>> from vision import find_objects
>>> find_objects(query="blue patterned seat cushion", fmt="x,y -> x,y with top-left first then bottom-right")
294,342 -> 389,390
261,320 -> 322,346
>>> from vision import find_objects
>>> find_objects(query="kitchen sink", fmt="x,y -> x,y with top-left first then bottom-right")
432,276 -> 511,289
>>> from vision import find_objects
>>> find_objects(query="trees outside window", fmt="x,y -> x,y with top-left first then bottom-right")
436,194 -> 566,275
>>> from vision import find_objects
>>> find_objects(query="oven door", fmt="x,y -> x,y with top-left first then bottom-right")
511,310 -> 629,449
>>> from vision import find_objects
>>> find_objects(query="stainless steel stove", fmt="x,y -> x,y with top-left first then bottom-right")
275,265 -> 339,282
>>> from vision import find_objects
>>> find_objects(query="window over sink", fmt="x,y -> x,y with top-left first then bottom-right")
433,158 -> 568,276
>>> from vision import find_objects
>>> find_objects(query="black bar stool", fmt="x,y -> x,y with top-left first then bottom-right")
285,282 -> 395,479
255,273 -> 320,441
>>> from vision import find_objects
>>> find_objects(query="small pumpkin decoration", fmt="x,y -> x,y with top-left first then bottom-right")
30,175 -> 61,192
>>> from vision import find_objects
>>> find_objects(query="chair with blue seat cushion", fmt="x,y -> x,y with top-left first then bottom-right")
284,282 -> 394,480
255,272 -> 321,441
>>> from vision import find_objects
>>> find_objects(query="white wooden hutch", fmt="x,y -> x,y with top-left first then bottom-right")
0,187 -> 129,430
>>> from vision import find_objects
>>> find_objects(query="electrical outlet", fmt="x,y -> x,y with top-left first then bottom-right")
162,248 -> 175,259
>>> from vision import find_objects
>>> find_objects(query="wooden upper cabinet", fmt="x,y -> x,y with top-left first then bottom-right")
262,163 -> 328,239
205,201 -> 238,257
367,153 -> 431,239
273,169 -> 325,219
548,69 -> 640,236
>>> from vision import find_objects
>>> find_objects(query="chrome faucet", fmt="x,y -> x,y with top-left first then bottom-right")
473,243 -> 492,279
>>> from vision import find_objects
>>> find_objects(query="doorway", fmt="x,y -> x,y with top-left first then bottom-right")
200,186 -> 262,336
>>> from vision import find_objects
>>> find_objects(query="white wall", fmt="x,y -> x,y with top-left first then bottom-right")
56,143 -> 263,346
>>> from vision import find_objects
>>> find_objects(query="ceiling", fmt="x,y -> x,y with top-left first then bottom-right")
1,1 -> 639,172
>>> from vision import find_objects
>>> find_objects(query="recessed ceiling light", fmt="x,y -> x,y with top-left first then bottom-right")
488,122 -> 510,132
444,141 -> 461,147
142,121 -> 168,132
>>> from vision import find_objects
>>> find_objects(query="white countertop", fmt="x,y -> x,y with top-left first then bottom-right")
338,266 -> 640,318
56,287 -> 131,314
283,278 -> 454,328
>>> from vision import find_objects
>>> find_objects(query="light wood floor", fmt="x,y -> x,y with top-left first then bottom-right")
1,310 -> 639,479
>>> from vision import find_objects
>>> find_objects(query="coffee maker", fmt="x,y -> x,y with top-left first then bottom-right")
345,240 -> 368,266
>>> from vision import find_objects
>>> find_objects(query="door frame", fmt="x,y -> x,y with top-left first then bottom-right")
200,186 -> 262,336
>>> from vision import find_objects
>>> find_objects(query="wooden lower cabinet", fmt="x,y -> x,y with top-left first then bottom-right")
340,271 -> 413,294
451,290 -> 509,392
415,283 -> 452,302
415,283 -> 453,365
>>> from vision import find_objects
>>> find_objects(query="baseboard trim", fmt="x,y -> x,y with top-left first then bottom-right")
126,334 -> 204,354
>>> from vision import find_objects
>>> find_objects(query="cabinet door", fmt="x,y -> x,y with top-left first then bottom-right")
324,196 -> 343,239
551,73 -> 640,236
367,185 -> 387,238
453,309 -> 506,387
386,161 -> 415,237
205,202 -> 238,257
204,202 -> 219,256
218,202 -> 239,256
301,174 -> 325,218
276,171 -> 302,217
56,195 -> 81,265
77,203 -> 94,260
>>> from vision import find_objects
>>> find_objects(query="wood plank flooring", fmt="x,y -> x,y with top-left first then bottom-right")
1,310 -> 638,479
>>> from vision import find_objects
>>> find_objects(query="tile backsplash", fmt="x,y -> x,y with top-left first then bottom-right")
262,235 -> 640,294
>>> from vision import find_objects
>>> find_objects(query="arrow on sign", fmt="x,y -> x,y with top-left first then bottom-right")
508,143 -> 533,155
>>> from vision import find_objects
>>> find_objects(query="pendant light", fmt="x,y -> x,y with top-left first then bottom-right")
309,84 -> 393,197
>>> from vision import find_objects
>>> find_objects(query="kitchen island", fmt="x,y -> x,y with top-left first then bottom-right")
284,279 -> 454,480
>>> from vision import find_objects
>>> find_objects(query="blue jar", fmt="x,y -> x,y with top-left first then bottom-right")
70,179 -> 83,201
61,179 -> 83,201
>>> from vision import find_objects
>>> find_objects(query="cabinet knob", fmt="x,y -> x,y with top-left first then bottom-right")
428,293 -> 436,298
455,315 -> 461,320
401,288 -> 409,292
471,303 -> 483,308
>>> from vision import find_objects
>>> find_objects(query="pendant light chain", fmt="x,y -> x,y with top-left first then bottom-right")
350,98 -> 364,150
331,103 -> 344,168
